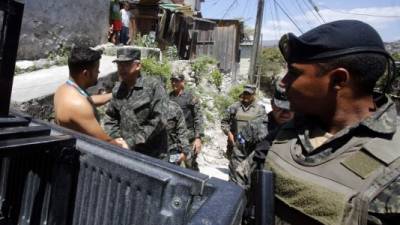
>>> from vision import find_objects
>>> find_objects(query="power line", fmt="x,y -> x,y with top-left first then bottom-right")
268,0 -> 280,41
274,0 -> 304,33
273,0 -> 282,35
321,6 -> 400,18
281,0 -> 307,32
222,0 -> 238,19
307,0 -> 326,23
301,0 -> 324,24
294,0 -> 314,27
241,0 -> 251,20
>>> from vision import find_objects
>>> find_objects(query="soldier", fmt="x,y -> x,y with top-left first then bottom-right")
104,48 -> 168,158
221,84 -> 267,182
236,79 -> 294,189
241,79 -> 294,150
54,46 -> 126,148
169,74 -> 204,171
257,20 -> 400,225
165,100 -> 191,165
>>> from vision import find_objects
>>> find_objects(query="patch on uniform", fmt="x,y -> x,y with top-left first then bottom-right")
266,158 -> 347,225
235,113 -> 257,122
362,135 -> 400,165
341,151 -> 383,179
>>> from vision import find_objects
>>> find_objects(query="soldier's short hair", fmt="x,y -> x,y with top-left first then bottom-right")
316,53 -> 387,94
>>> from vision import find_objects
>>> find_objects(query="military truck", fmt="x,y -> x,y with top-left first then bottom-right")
0,1 -> 245,224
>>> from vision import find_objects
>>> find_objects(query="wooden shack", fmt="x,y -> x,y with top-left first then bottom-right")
208,19 -> 243,75
128,0 -> 160,39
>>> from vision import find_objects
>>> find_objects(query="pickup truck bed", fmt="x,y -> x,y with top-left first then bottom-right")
0,112 -> 245,225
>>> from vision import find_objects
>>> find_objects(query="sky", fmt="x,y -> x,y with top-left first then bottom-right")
201,0 -> 400,42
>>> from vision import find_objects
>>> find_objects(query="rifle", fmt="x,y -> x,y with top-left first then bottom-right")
251,169 -> 274,225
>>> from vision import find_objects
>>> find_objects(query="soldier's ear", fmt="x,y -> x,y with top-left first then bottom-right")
330,68 -> 349,91
135,63 -> 141,71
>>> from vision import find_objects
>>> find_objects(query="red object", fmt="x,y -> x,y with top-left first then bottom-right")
113,20 -> 122,31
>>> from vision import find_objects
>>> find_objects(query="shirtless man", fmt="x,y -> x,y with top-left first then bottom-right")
54,46 -> 126,147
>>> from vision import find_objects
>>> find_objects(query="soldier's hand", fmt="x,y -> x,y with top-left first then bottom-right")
193,138 -> 202,154
177,153 -> 187,163
113,138 -> 129,149
228,132 -> 235,145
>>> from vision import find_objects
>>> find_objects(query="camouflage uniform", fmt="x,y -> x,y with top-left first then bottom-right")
235,112 -> 280,189
104,75 -> 168,158
169,90 -> 204,170
263,95 -> 400,225
221,100 -> 267,182
165,100 -> 191,165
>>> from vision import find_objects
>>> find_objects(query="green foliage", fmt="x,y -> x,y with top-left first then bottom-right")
141,57 -> 171,90
214,94 -> 234,116
204,110 -> 215,123
376,53 -> 400,96
164,45 -> 179,60
48,45 -> 71,66
209,69 -> 222,90
228,84 -> 244,101
392,52 -> 400,61
214,84 -> 244,115
191,56 -> 218,85
257,47 -> 285,96
133,33 -> 157,48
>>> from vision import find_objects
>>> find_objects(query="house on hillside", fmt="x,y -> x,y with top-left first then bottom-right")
125,0 -> 244,80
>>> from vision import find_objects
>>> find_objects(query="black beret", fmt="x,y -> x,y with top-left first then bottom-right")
279,20 -> 390,63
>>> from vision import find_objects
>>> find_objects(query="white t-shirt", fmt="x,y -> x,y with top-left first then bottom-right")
121,9 -> 131,27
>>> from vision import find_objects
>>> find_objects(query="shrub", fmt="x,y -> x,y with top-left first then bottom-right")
48,45 -> 71,66
209,69 -> 222,91
191,56 -> 217,85
257,47 -> 284,96
213,84 -> 244,115
133,33 -> 157,48
164,45 -> 179,60
141,57 -> 171,79
141,57 -> 172,90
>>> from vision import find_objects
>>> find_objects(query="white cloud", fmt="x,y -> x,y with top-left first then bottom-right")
262,6 -> 400,41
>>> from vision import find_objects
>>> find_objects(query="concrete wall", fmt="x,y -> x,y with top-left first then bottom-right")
17,0 -> 110,59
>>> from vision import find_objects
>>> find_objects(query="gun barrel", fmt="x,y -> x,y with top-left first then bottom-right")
254,169 -> 274,225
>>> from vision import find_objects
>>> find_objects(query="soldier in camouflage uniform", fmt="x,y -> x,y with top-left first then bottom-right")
221,84 -> 267,182
254,20 -> 400,225
169,74 -> 204,171
104,48 -> 168,159
236,79 -> 294,189
165,100 -> 191,165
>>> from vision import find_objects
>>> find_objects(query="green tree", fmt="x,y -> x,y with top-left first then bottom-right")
256,47 -> 285,96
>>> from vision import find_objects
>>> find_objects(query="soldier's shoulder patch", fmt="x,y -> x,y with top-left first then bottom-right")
341,150 -> 383,179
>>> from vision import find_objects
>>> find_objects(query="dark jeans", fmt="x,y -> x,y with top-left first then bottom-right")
119,26 -> 129,45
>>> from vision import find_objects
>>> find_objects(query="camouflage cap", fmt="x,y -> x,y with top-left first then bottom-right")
273,79 -> 290,110
243,84 -> 256,95
113,48 -> 141,63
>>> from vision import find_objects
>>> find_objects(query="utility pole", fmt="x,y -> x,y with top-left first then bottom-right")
248,0 -> 265,84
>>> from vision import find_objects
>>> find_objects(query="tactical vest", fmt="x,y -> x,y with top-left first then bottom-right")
265,126 -> 400,225
232,103 -> 263,135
